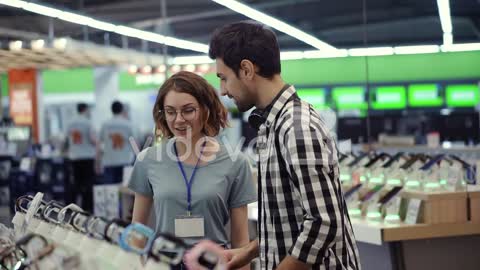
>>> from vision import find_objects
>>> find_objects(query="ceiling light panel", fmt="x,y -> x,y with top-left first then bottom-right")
0,0 -> 208,53
211,0 -> 336,51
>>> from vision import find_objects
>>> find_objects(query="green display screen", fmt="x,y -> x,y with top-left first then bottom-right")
296,88 -> 326,109
332,86 -> 367,110
370,86 -> 407,110
408,84 -> 443,107
446,84 -> 480,107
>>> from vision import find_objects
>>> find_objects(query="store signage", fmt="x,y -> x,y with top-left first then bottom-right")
408,84 -> 443,107
332,86 -> 367,110
8,69 -> 39,142
446,84 -> 480,107
371,86 -> 407,110
296,88 -> 326,109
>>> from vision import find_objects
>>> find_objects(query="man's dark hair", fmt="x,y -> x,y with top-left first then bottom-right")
111,101 -> 123,115
209,21 -> 281,79
77,103 -> 88,114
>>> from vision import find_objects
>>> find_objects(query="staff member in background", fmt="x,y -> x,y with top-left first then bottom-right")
128,71 -> 256,270
98,101 -> 135,184
187,21 -> 361,270
66,103 -> 96,212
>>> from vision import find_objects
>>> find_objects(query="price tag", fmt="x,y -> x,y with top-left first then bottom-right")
19,157 -> 32,172
386,197 -> 401,216
405,199 -> 422,224
475,161 -> 480,186
446,165 -> 462,192
7,143 -> 17,156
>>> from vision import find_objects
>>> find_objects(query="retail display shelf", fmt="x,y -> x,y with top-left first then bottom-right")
247,203 -> 480,246
380,221 -> 480,242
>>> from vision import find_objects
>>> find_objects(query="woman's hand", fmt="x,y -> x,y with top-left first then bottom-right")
184,240 -> 227,270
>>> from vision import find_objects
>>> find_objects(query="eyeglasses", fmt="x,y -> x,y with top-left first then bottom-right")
160,107 -> 198,121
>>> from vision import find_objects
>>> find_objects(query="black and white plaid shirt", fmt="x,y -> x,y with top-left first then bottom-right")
256,85 -> 360,270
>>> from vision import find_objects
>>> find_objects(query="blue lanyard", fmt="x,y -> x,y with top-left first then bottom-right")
174,141 -> 206,215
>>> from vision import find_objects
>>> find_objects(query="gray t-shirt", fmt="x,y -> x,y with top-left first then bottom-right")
100,116 -> 135,167
128,140 -> 257,246
66,115 -> 96,160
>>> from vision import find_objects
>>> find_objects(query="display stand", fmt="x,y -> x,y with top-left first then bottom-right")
247,196 -> 480,270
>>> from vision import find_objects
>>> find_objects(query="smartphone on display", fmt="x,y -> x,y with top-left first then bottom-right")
382,152 -> 404,168
344,184 -> 363,199
347,153 -> 368,168
339,154 -> 350,163
419,154 -> 444,171
360,184 -> 384,202
400,155 -> 421,170
364,153 -> 390,168
378,186 -> 403,205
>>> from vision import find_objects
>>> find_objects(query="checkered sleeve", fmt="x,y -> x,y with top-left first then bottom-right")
282,113 -> 343,265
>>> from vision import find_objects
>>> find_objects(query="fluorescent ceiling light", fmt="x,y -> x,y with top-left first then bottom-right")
164,37 -> 209,53
86,19 -> 117,32
304,49 -> 348,58
0,0 -> 25,8
57,11 -> 91,25
171,56 -> 213,65
173,42 -> 480,64
348,47 -> 394,57
280,51 -> 304,60
115,26 -> 165,43
441,43 -> 480,52
23,2 -> 62,17
0,0 -> 208,53
394,45 -> 440,55
436,0 -> 452,34
211,0 -> 336,51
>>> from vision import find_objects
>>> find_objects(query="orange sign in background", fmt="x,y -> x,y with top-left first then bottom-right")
8,69 -> 39,142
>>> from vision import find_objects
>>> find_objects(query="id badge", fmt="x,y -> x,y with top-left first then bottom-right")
174,215 -> 205,238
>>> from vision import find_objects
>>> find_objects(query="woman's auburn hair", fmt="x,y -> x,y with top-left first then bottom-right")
153,71 -> 228,138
